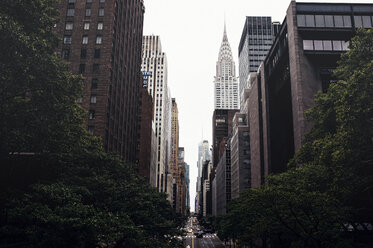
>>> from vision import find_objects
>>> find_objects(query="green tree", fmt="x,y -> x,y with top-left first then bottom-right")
0,0 -> 101,155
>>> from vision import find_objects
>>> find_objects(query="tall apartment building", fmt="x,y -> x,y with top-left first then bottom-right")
214,24 -> 239,110
55,0 -> 145,163
141,35 -> 171,193
238,17 -> 277,100
177,147 -> 186,215
215,142 -> 231,215
185,162 -> 190,211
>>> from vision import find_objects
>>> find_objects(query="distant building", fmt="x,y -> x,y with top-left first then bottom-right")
195,140 -> 210,215
141,35 -> 172,193
55,0 -> 145,162
230,113 -> 251,199
212,109 -> 239,168
185,162 -> 190,211
214,24 -> 239,110
215,142 -> 231,215
238,17 -> 278,100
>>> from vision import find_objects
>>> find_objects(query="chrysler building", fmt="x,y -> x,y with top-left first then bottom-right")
214,23 -> 239,109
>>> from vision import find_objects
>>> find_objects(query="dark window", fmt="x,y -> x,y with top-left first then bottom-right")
66,9 -> 75,16
85,8 -> 91,17
89,110 -> 95,120
63,36 -> 72,44
68,0 -> 75,3
91,78 -> 98,89
65,22 -> 73,30
98,8 -> 104,16
81,49 -> 87,59
86,0 -> 92,2
61,49 -> 70,60
99,0 -> 105,2
88,126 -> 94,135
93,64 -> 99,73
94,49 -> 100,58
79,64 -> 85,74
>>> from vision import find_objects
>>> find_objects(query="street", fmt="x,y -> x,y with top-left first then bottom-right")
184,217 -> 225,248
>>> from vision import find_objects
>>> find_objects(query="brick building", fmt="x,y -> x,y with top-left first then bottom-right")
55,0 -> 145,163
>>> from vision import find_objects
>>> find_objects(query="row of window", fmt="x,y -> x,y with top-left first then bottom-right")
62,48 -> 100,60
303,40 -> 349,51
79,63 -> 100,74
298,14 -> 373,29
63,35 -> 102,44
65,22 -> 103,31
66,8 -> 104,17
77,95 -> 97,104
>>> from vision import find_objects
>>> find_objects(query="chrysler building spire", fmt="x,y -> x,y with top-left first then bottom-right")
214,23 -> 239,110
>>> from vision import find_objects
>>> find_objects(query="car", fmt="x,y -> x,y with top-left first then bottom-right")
196,231 -> 204,238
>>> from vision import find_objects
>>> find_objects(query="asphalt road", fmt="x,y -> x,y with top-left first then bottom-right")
184,217 -> 225,248
185,234 -> 225,248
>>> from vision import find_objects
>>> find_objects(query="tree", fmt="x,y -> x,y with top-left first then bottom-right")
0,0 -> 101,155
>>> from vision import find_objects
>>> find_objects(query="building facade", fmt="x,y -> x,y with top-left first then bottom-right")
141,35 -> 172,192
230,113 -> 251,199
215,142 -> 231,215
214,24 -> 239,110
55,0 -> 145,163
195,140 -> 210,215
238,17 -> 278,100
246,2 -> 373,184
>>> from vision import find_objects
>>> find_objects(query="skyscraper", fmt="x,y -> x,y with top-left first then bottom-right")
141,35 -> 171,193
238,16 -> 277,101
214,24 -> 239,110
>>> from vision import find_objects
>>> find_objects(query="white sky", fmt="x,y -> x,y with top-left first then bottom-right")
143,0 -> 372,212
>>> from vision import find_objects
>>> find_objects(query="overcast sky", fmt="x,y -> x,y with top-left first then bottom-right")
143,0 -> 371,212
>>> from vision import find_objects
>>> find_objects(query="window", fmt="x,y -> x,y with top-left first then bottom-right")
314,40 -> 323,50
61,49 -> 69,60
100,0 -> 105,2
77,97 -> 83,104
89,110 -> 95,120
305,15 -> 315,27
98,8 -> 104,16
81,49 -> 87,59
88,126 -> 94,135
94,49 -> 100,58
63,36 -> 72,44
354,16 -> 363,28
333,40 -> 342,51
91,78 -> 98,89
79,64 -> 86,74
93,64 -> 99,73
90,95 -> 96,103
323,40 -> 332,50
68,0 -> 75,3
303,40 -> 313,50
82,35 -> 88,44
65,22 -> 73,30
334,15 -> 344,28
315,15 -> 325,27
84,22 -> 90,30
86,0 -> 92,3
362,16 -> 372,28
343,16 -> 352,27
97,22 -> 103,30
85,8 -> 91,17
66,9 -> 75,16
96,35 -> 102,44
